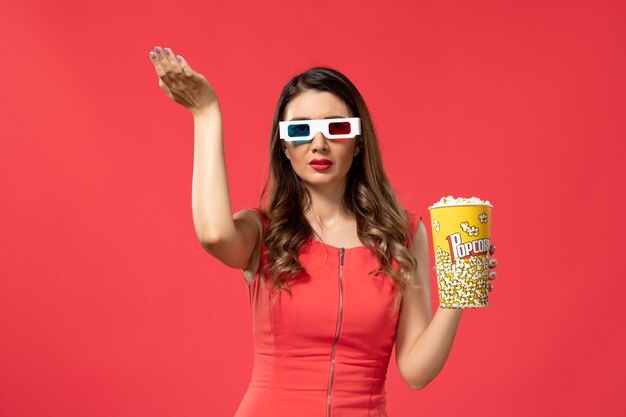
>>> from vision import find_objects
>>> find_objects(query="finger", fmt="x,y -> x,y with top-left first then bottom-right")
489,270 -> 496,280
489,258 -> 497,268
161,48 -> 183,83
490,244 -> 496,254
488,284 -> 494,292
150,46 -> 167,79
176,54 -> 195,78
162,47 -> 185,78
154,46 -> 176,83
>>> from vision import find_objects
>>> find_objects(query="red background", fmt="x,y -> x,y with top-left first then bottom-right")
1,0 -> 624,416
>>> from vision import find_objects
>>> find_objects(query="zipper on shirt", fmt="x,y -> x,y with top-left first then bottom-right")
327,247 -> 345,417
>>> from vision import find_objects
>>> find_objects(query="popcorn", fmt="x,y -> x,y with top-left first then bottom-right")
460,221 -> 480,237
435,246 -> 490,308
428,196 -> 493,309
430,195 -> 492,208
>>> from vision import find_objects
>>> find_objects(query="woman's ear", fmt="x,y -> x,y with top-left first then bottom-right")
282,142 -> 290,160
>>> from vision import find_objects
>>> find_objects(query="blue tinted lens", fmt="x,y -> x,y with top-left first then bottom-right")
288,123 -> 310,137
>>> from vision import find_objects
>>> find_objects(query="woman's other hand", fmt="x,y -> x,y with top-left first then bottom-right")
149,46 -> 220,117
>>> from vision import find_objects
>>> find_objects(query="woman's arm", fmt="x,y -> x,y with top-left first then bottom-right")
148,46 -> 230,242
398,240 -> 497,390
400,306 -> 463,390
149,46 -> 259,270
396,218 -> 463,390
190,106 -> 232,243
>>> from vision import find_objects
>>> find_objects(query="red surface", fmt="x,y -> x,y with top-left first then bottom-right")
0,1 -> 624,416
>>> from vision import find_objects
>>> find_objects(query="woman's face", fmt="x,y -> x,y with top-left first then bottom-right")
281,90 -> 361,189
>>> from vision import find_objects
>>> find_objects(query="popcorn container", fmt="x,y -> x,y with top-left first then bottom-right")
428,196 -> 493,309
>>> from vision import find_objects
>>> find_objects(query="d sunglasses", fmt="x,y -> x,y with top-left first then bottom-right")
279,117 -> 361,142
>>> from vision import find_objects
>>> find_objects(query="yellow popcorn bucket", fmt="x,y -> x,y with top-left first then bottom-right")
428,198 -> 492,309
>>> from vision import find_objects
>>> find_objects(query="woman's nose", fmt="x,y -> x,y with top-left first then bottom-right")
310,131 -> 328,150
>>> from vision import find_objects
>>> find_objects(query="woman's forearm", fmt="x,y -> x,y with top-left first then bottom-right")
403,306 -> 464,389
191,105 -> 235,243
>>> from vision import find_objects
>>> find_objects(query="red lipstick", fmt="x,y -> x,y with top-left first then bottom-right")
309,158 -> 333,171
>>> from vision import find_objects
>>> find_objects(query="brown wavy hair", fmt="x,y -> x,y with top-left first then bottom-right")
255,66 -> 418,314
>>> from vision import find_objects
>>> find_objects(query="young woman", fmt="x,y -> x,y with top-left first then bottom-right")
149,45 -> 498,417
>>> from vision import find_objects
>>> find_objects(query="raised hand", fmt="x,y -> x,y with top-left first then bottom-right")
149,46 -> 220,116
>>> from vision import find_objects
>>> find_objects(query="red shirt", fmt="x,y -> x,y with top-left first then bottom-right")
234,208 -> 421,417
